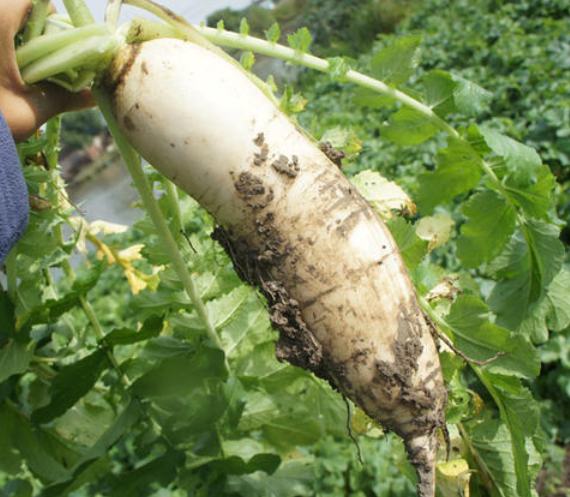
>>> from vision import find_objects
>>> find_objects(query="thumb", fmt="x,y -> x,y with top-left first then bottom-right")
8,84 -> 95,142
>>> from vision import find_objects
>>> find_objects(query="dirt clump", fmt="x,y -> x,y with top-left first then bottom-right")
272,154 -> 300,178
319,141 -> 346,169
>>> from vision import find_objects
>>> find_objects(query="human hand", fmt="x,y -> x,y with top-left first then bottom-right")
0,0 -> 95,142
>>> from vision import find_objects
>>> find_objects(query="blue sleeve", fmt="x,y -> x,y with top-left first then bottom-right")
0,110 -> 29,265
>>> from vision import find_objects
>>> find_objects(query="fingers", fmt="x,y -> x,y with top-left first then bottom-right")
4,84 -> 95,142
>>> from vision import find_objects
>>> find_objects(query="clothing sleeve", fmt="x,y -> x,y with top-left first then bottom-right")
0,109 -> 29,265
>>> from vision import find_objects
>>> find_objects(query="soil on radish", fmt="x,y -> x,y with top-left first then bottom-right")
319,141 -> 346,169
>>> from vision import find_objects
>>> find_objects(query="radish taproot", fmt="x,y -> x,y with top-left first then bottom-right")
101,38 -> 447,496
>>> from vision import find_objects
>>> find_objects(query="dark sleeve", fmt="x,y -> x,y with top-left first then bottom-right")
0,110 -> 29,265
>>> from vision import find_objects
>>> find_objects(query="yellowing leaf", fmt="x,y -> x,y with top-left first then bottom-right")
350,407 -> 383,438
417,213 -> 455,249
426,276 -> 461,302
320,127 -> 362,156
351,170 -> 416,220
436,458 -> 471,497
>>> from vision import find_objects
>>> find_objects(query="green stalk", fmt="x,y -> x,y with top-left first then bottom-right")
62,0 -> 95,27
162,179 -> 183,239
93,87 -> 228,367
105,0 -> 123,27
21,35 -> 116,84
457,422 -> 496,494
190,25 -> 514,204
22,0 -> 51,42
17,24 -> 110,68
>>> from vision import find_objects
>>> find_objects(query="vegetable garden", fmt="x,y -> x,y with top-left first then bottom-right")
1,0 -> 569,496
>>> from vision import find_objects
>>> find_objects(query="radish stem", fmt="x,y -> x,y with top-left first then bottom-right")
16,24 -> 110,68
21,35 -> 116,84
93,87 -> 228,368
62,0 -> 95,27
22,0 -> 51,43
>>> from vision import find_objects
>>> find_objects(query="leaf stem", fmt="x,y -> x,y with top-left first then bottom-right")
20,34 -> 116,84
93,87 -> 228,370
22,0 -> 51,43
162,179 -> 183,239
457,422 -> 496,494
105,0 -> 123,27
62,0 -> 96,27
17,24 -> 110,68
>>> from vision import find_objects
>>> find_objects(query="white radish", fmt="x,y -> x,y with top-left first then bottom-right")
102,38 -> 447,497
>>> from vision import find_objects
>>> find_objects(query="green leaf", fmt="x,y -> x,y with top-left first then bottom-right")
489,220 -> 564,331
239,18 -> 250,36
445,296 -> 540,379
37,259 -> 106,323
371,35 -> 422,85
477,126 -> 542,182
131,348 -> 227,398
451,76 -> 492,116
424,71 -> 456,117
226,459 -> 313,497
171,285 -> 250,335
424,71 -> 492,118
240,51 -> 255,71
382,107 -> 439,146
439,353 -> 470,424
220,292 -> 272,361
103,316 -> 163,346
211,453 -> 281,476
417,140 -> 482,213
477,373 -> 540,497
104,450 -> 184,497
264,23 -> 280,43
32,349 -> 108,424
287,27 -> 311,53
0,405 -> 23,474
1,478 -> 33,497
216,19 -> 224,31
0,290 -> 16,342
544,270 -> 570,332
279,85 -> 307,115
0,403 -> 81,483
0,339 -> 34,383
503,165 -> 555,218
386,218 -> 428,269
40,401 -> 142,497
469,420 -> 518,497
456,189 -> 517,268
353,88 -> 395,109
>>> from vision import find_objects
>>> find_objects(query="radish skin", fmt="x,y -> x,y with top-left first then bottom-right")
102,39 -> 447,497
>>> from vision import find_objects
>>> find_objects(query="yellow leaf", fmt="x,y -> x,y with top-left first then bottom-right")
417,213 -> 455,249
351,170 -> 416,220
426,276 -> 461,302
350,407 -> 384,438
436,458 -> 471,497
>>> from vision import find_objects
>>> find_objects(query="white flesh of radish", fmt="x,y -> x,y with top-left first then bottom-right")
104,39 -> 447,497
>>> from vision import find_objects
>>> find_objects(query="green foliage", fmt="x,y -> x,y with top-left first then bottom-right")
3,1 -> 570,496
